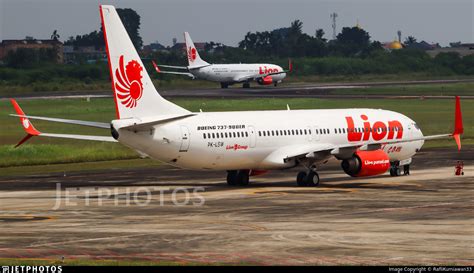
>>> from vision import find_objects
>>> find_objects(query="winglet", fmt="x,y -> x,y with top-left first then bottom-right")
452,96 -> 463,151
10,99 -> 41,147
152,60 -> 161,73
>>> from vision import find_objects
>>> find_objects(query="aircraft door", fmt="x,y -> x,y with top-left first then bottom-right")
248,125 -> 256,148
179,126 -> 190,152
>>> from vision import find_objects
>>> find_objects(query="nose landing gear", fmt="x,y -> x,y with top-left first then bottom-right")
390,161 -> 410,176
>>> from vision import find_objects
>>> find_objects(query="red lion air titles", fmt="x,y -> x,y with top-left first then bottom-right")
345,115 -> 403,142
259,66 -> 279,75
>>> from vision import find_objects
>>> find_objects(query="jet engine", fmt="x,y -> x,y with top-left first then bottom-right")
257,75 -> 273,85
341,150 -> 390,177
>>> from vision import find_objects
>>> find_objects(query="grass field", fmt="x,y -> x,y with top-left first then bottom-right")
1,73 -> 473,96
330,82 -> 474,96
0,97 -> 472,173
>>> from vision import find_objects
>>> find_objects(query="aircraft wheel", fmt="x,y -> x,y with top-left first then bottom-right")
274,82 -> 278,87
403,165 -> 410,176
236,170 -> 250,186
306,171 -> 320,187
296,171 -> 307,187
227,170 -> 238,186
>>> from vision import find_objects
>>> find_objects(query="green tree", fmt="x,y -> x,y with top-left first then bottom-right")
50,30 -> 60,41
333,26 -> 371,56
63,8 -> 143,50
117,8 -> 143,50
315,28 -> 326,42
404,36 -> 417,46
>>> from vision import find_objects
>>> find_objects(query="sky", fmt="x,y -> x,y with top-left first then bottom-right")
0,0 -> 473,47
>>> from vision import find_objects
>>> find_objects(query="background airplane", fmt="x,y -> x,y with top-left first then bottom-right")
10,5 -> 463,187
153,32 -> 292,88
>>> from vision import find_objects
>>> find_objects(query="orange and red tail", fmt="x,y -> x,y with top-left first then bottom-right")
452,96 -> 463,151
10,99 -> 41,147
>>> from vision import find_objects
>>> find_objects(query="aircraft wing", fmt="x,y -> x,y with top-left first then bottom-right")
152,61 -> 195,78
155,64 -> 189,70
10,99 -> 116,147
9,114 -> 110,128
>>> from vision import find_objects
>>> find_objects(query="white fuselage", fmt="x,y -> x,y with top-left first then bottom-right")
190,63 -> 286,84
114,109 -> 424,171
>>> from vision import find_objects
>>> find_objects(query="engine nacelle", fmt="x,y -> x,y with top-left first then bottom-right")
341,150 -> 390,177
257,75 -> 273,85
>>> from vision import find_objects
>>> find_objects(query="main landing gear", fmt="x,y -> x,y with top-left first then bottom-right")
227,170 -> 250,186
220,82 -> 229,88
296,169 -> 320,187
390,161 -> 410,176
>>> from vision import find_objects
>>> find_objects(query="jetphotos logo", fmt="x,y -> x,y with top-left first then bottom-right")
2,266 -> 62,273
188,46 -> 197,62
259,66 -> 279,75
226,144 -> 248,151
345,115 -> 403,142
115,55 -> 143,108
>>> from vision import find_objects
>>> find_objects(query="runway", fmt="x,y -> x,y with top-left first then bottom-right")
0,147 -> 472,265
2,78 -> 474,101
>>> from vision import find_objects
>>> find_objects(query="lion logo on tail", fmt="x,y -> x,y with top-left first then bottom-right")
115,55 -> 143,108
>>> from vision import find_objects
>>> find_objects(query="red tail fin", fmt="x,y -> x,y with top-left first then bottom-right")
452,96 -> 463,151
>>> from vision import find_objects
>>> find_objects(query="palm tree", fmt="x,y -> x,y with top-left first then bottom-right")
404,36 -> 417,46
51,30 -> 60,41
290,20 -> 303,35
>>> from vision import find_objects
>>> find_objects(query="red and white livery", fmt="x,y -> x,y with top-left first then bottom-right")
153,32 -> 291,88
10,5 -> 464,187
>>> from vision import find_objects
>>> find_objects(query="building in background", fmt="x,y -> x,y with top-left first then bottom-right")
0,38 -> 63,63
427,43 -> 474,57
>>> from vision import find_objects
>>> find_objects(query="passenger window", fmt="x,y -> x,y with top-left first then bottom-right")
233,132 -> 236,138
245,132 -> 248,137
203,133 -> 206,139
212,133 -> 215,139
258,131 -> 261,137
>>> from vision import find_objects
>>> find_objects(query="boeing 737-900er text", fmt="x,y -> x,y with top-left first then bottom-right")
152,32 -> 292,88
10,5 -> 464,187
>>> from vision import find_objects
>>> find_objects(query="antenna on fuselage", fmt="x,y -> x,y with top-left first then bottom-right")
287,104 -> 291,111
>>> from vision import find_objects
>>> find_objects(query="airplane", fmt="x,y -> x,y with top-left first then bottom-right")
152,32 -> 292,89
9,5 -> 464,187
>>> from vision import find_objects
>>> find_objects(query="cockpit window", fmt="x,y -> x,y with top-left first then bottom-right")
413,123 -> 420,130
